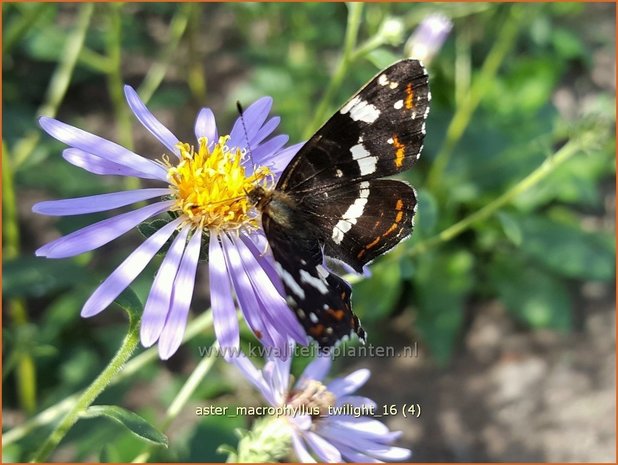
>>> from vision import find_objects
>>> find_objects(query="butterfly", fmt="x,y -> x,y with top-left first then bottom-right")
248,59 -> 430,348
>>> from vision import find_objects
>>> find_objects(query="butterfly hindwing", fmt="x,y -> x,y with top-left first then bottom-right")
299,179 -> 417,273
278,59 -> 429,194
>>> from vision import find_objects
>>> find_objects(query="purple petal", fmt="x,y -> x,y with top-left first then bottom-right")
267,353 -> 292,397
32,188 -> 170,216
141,225 -> 191,347
209,232 -> 240,354
62,148 -> 162,179
325,426 -> 411,461
261,141 -> 304,177
194,108 -> 218,145
228,96 -> 273,149
291,431 -> 317,463
304,431 -> 342,462
298,355 -> 332,386
230,353 -> 278,406
158,228 -> 202,359
220,233 -> 275,348
321,416 -> 394,441
39,117 -> 167,181
333,444 -> 382,463
335,395 -> 377,411
81,217 -> 182,317
124,85 -> 180,157
327,368 -> 370,398
240,233 -> 285,295
247,134 -> 289,168
406,13 -> 452,63
36,200 -> 174,259
235,235 -> 307,344
250,116 -> 280,147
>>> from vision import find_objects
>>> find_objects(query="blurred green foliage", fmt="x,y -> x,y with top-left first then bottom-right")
2,2 -> 615,462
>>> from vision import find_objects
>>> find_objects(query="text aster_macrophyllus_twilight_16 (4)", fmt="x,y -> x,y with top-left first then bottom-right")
34,85 -> 308,359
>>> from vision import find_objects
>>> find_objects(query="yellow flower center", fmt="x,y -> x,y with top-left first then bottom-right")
166,136 -> 272,231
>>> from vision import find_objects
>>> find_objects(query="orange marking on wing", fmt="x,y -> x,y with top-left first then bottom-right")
395,199 -> 404,210
384,223 -> 398,236
309,324 -> 325,338
395,211 -> 404,222
327,308 -> 346,321
392,135 -> 406,168
405,83 -> 415,109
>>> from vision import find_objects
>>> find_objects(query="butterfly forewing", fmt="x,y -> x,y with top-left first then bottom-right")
278,59 -> 429,194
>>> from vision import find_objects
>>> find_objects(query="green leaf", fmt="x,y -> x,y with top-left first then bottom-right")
413,250 -> 474,365
352,260 -> 403,322
497,211 -> 522,246
490,256 -> 572,330
81,405 -> 168,446
517,214 -> 615,281
2,257 -> 88,298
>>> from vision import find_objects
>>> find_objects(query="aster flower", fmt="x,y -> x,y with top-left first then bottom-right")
34,85 -> 307,359
231,346 -> 411,463
404,13 -> 453,63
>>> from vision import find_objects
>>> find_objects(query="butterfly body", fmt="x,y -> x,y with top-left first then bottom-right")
250,59 -> 430,348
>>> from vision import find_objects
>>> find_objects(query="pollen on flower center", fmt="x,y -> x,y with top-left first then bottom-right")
287,380 -> 336,418
166,136 -> 272,231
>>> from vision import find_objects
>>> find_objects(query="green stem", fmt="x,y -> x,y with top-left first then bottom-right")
4,311 -> 214,446
426,5 -> 524,191
105,3 -> 133,151
105,3 -> 138,193
30,313 -> 141,462
303,2 -> 364,139
186,4 -> 207,103
3,142 -> 37,413
131,342 -> 218,463
138,3 -> 194,104
12,3 -> 94,169
2,143 -> 20,258
413,135 -> 587,257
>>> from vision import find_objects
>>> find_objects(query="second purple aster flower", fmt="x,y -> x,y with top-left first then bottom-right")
34,86 -> 307,359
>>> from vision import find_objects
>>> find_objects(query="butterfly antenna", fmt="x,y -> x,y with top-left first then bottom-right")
236,101 -> 256,175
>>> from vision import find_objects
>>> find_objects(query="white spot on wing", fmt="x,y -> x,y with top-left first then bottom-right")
335,169 -> 343,177
378,74 -> 389,86
340,96 -> 360,115
331,187 -> 370,244
357,157 -> 377,176
350,143 -> 377,176
332,227 -> 345,244
351,143 -> 370,159
394,100 -> 403,110
309,312 -> 318,323
280,268 -> 305,299
316,264 -> 329,280
340,96 -> 380,123
300,269 -> 329,295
